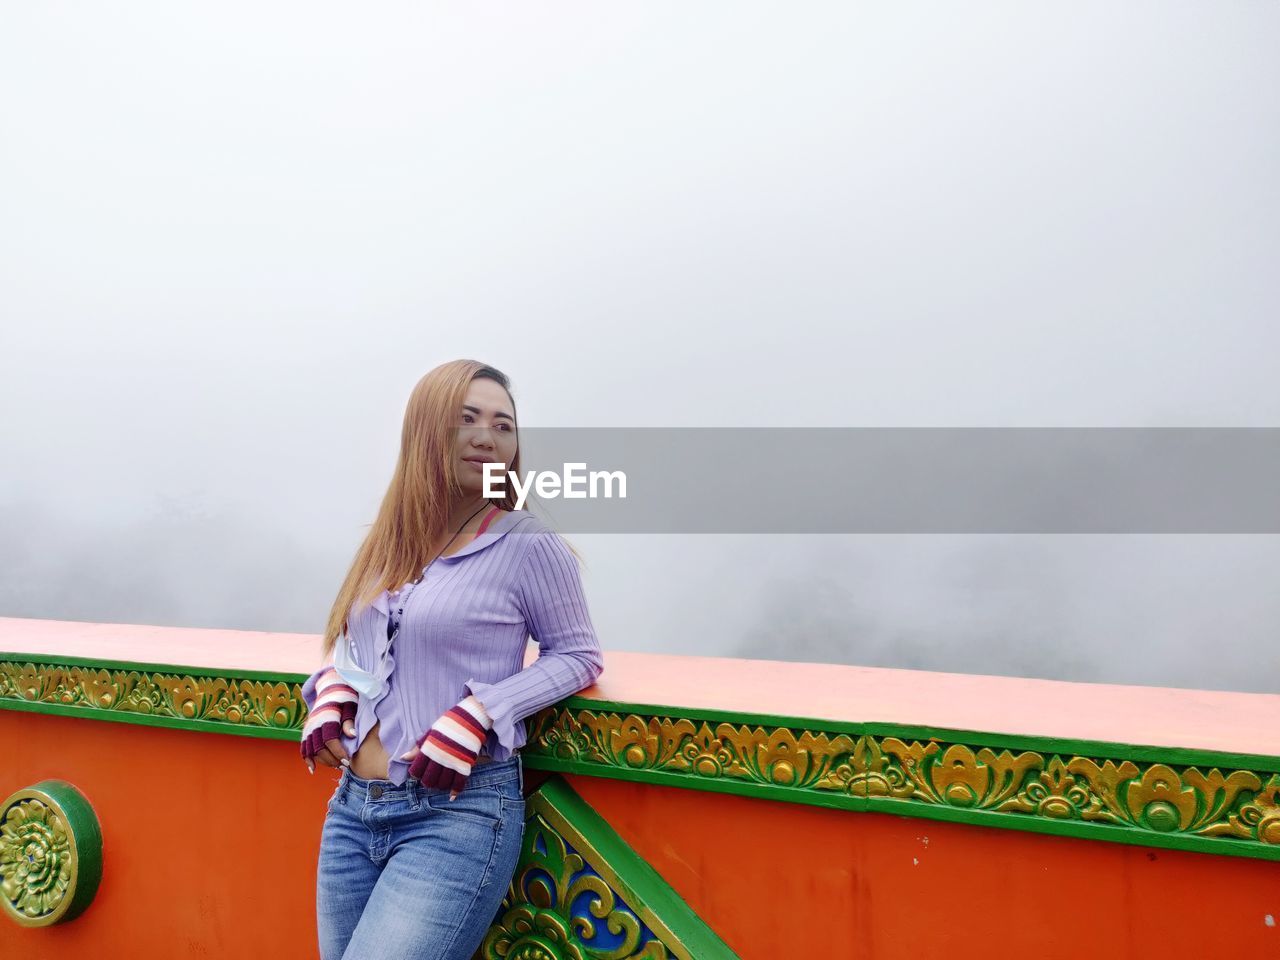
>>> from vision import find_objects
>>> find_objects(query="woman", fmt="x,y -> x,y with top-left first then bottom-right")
298,359 -> 604,960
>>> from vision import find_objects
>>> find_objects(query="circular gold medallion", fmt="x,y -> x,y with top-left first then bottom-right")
1,780 -> 102,927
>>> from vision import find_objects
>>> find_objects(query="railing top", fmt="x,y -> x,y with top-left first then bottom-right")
1,615 -> 1276,759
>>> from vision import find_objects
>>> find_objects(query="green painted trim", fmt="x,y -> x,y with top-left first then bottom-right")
2,655 -> 1277,863
37,780 -> 102,924
857,798 -> 1278,859
520,700 -> 1280,864
521,755 -> 1280,863
522,775 -> 740,959
0,656 -> 306,741
523,755 -> 870,814
555,693 -> 1280,774
0,650 -> 316,685
3,654 -> 1275,773
0,696 -> 300,741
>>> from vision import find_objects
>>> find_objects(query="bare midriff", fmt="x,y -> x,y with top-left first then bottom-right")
348,506 -> 506,781
350,719 -> 392,780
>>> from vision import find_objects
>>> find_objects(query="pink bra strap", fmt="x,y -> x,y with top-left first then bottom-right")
473,506 -> 502,540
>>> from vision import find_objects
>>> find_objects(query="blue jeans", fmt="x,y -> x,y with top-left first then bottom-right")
316,756 -> 526,960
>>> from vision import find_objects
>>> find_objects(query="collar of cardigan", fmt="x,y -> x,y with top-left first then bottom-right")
369,510 -> 540,617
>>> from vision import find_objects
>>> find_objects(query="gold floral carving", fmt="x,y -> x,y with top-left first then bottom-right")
3,659 -> 1277,859
479,807 -> 677,960
0,661 -> 306,731
524,706 -> 1280,856
0,782 -> 100,928
0,796 -> 73,923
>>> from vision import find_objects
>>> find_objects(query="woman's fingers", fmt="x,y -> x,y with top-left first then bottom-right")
314,744 -> 341,768
426,759 -> 447,789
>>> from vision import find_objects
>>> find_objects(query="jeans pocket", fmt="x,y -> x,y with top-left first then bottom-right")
426,785 -> 503,828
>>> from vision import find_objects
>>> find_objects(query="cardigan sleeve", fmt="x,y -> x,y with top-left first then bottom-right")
299,646 -> 338,714
464,529 -> 604,752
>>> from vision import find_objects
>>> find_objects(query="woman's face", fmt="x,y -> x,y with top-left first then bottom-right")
453,378 -> 518,497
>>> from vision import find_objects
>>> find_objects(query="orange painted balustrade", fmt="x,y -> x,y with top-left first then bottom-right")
1,616 -> 1277,959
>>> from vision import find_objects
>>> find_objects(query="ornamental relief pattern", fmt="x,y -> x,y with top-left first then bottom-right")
0,795 -> 73,922
524,707 -> 1280,851
0,662 -> 306,731
0,781 -> 102,928
479,810 -> 675,960
3,660 -> 1278,857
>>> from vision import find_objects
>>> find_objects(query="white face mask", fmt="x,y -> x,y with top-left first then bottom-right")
333,633 -> 383,699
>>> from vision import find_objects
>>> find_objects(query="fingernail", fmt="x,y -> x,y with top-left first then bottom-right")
340,758 -> 350,767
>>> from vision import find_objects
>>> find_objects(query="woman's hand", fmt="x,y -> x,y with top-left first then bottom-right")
300,668 -> 358,774
399,694 -> 494,800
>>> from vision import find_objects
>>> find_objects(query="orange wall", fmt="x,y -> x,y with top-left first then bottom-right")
4,708 -> 1278,959
1,709 -> 333,959
571,774 -> 1280,958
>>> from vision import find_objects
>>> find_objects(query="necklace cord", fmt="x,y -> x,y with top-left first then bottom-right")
416,502 -> 492,584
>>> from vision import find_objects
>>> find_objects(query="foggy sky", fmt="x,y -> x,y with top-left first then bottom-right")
2,2 -> 1277,693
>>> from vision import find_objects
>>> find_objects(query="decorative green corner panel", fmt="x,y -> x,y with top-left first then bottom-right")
477,775 -> 738,960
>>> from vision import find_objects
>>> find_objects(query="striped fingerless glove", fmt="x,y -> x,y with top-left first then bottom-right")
399,694 -> 494,794
300,667 -> 358,765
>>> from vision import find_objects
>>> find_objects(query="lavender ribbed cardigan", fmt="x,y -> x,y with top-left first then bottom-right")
300,509 -> 604,786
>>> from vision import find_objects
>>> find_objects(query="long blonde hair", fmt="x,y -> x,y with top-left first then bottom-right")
318,359 -> 524,662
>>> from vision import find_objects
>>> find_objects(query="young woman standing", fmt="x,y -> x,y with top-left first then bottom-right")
299,359 -> 604,960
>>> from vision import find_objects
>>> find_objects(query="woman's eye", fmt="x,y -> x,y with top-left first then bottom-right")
459,413 -> 512,431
